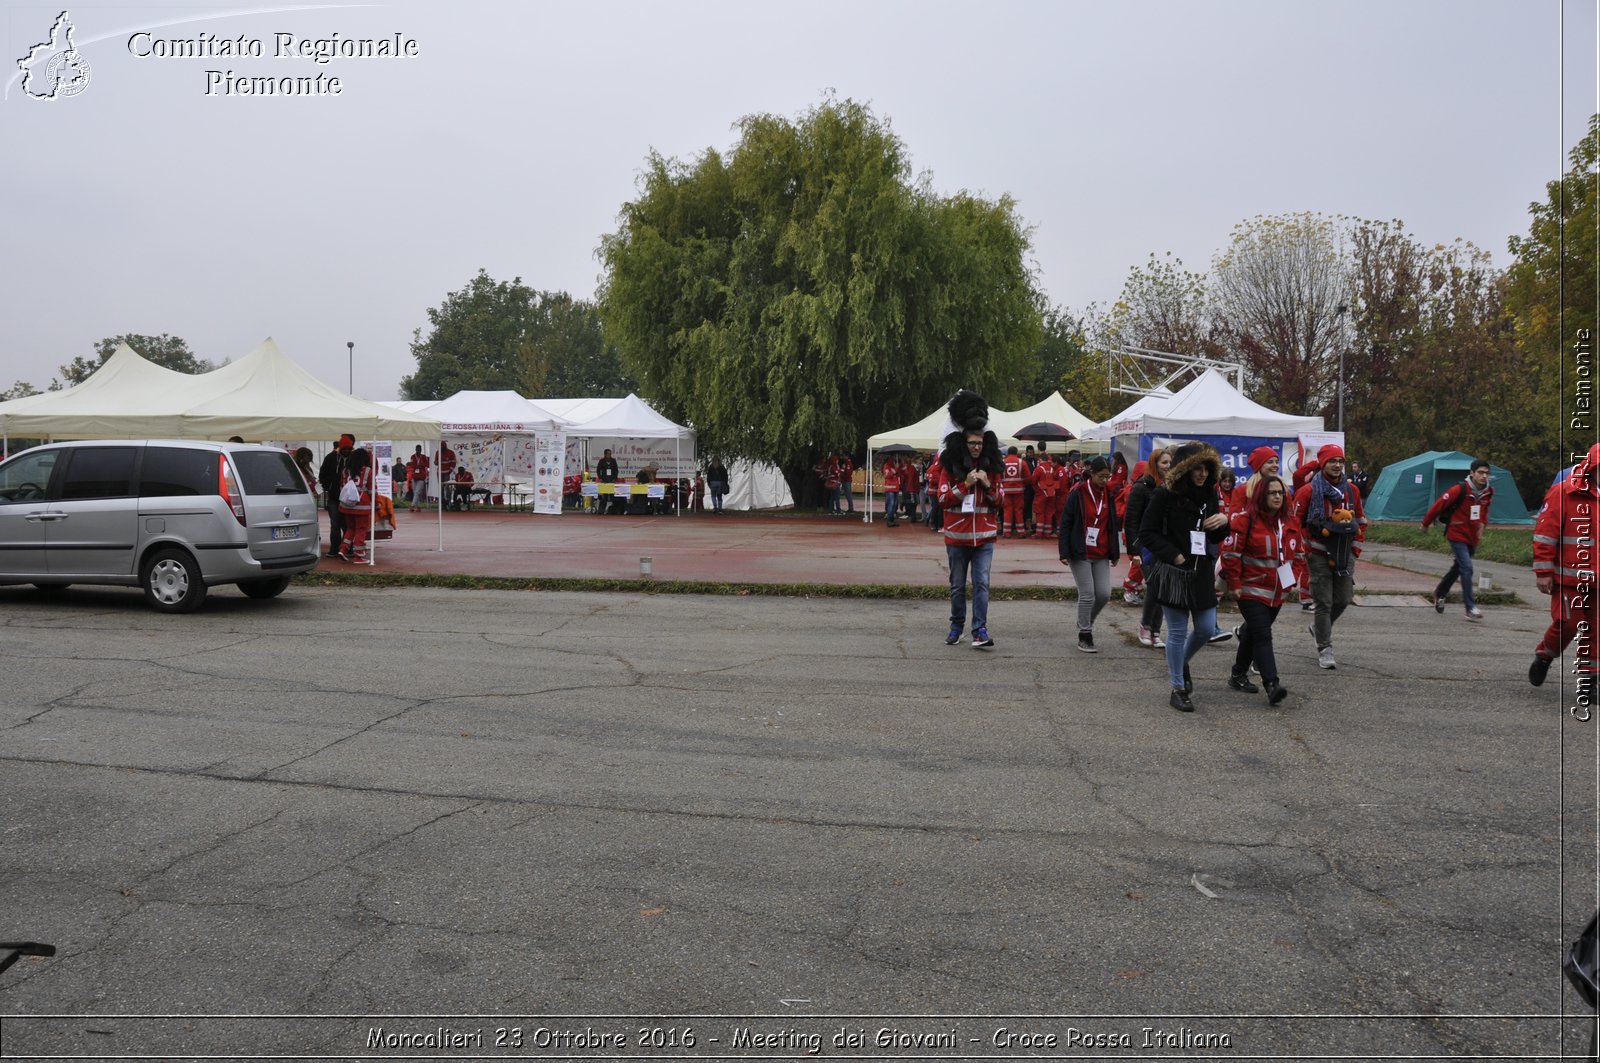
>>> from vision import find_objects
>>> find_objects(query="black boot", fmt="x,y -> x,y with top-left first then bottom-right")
1170,688 -> 1195,712
1228,671 -> 1260,694
1529,655 -> 1551,687
1265,679 -> 1288,705
1183,664 -> 1193,695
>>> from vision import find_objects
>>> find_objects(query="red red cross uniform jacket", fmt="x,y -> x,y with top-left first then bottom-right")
939,476 -> 1004,547
1221,509 -> 1306,608
1423,481 -> 1494,550
1533,446 -> 1600,677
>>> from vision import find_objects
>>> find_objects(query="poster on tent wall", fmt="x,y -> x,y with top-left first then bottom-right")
594,439 -> 693,479
1151,435 -> 1298,474
504,436 -> 582,479
447,437 -> 505,485
1296,432 -> 1345,471
530,431 -> 566,515
364,441 -> 395,497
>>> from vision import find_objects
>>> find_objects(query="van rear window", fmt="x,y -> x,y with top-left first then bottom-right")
231,450 -> 311,495
140,447 -> 218,497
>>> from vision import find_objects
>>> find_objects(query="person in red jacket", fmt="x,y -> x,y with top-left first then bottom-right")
1000,446 -> 1028,537
1293,444 -> 1365,670
938,391 -> 1005,649
1423,458 -> 1493,621
924,456 -> 945,533
881,456 -> 903,527
1232,446 -> 1280,511
900,456 -> 921,523
838,454 -> 856,515
1221,474 -> 1304,705
1289,454 -> 1320,611
1058,456 -> 1120,652
1031,454 -> 1061,537
1121,459 -> 1149,606
1531,441 -> 1600,702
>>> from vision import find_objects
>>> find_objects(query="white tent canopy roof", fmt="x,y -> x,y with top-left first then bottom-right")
562,393 -> 693,440
530,397 -> 628,423
1082,370 -> 1322,439
0,339 -> 442,442
1079,387 -> 1175,440
0,344 -> 191,437
180,340 -> 443,441
869,391 -> 1102,452
410,390 -> 563,433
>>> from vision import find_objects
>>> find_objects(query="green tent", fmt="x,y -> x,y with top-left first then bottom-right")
1364,450 -> 1533,524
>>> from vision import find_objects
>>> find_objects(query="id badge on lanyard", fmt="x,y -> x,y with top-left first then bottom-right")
962,492 -> 977,514
1469,505 -> 1480,521
1086,526 -> 1100,548
1189,529 -> 1207,556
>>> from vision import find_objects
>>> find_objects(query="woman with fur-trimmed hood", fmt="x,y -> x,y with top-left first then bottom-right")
1137,441 -> 1233,712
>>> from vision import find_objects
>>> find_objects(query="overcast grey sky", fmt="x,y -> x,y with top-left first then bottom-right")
2,0 -> 1594,400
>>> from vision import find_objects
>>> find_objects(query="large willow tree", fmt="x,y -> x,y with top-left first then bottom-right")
599,98 -> 1043,496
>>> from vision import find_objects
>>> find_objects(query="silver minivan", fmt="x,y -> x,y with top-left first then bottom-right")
0,440 -> 321,612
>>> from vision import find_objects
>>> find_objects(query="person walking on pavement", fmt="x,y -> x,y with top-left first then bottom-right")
881,455 -> 903,527
1530,441 -> 1600,701
1220,474 -> 1304,705
1000,446 -> 1028,537
1139,442 -> 1233,712
937,391 -> 1005,650
1126,447 -> 1176,648
1423,458 -> 1494,621
1294,444 -> 1366,670
1059,456 -> 1120,653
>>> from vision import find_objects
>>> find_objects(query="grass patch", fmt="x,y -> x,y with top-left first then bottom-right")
1363,521 -> 1533,566
294,570 -> 1520,606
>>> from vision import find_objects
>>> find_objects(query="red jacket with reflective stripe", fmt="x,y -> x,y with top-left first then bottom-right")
1221,509 -> 1306,607
881,462 -> 903,493
939,476 -> 1004,547
1534,465 -> 1600,588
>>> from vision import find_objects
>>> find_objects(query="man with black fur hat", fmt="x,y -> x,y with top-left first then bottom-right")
938,390 -> 1006,649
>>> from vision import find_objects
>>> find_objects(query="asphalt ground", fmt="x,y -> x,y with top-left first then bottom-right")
0,563 -> 1596,1060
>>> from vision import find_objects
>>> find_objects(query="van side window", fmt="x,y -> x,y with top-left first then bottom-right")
231,450 -> 309,495
0,451 -> 60,503
141,447 -> 218,497
58,447 -> 137,500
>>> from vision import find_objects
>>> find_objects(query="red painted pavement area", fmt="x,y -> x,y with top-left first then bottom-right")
328,509 -> 1437,594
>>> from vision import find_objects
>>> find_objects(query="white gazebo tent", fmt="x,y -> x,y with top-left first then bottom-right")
406,389 -> 566,505
560,394 -> 696,515
0,343 -> 191,446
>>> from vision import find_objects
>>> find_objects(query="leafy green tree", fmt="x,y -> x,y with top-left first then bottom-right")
402,272 -> 633,401
60,333 -> 214,385
599,98 -> 1043,497
1506,113 -> 1597,482
1031,307 -> 1113,422
1,380 -> 41,401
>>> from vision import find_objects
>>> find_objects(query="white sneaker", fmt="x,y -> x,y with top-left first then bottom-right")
1137,624 -> 1153,646
1464,607 -> 1484,622
1150,632 -> 1165,648
1124,591 -> 1142,606
1318,646 -> 1337,670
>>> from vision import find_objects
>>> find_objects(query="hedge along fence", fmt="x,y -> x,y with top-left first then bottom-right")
1364,521 -> 1533,567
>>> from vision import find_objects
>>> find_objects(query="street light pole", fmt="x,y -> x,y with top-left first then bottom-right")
1334,304 -> 1348,435
347,341 -> 354,394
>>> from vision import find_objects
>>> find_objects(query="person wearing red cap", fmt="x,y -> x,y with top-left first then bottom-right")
1293,443 -> 1366,669
1531,442 -> 1600,703
1233,446 -> 1281,510
1289,454 -> 1321,611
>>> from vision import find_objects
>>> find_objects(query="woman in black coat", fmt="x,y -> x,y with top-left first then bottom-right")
1138,442 -> 1233,712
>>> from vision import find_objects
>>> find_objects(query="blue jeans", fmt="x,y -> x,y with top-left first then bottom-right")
1161,605 -> 1219,690
884,491 -> 899,521
947,542 -> 994,633
829,485 -> 842,513
710,481 -> 726,511
1436,540 -> 1476,610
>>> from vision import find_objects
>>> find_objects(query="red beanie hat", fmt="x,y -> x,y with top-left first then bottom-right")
1248,446 -> 1277,472
1317,443 -> 1345,463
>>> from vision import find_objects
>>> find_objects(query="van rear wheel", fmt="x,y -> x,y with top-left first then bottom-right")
238,576 -> 291,599
143,547 -> 207,613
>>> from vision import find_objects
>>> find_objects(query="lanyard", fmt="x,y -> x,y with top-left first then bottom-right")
1084,483 -> 1103,520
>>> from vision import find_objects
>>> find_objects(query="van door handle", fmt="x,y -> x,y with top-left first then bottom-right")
24,511 -> 64,522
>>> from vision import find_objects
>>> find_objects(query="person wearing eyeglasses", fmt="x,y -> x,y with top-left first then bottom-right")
937,391 -> 1006,650
1221,474 -> 1303,705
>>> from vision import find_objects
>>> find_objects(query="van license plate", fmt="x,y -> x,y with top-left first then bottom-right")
271,525 -> 301,540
